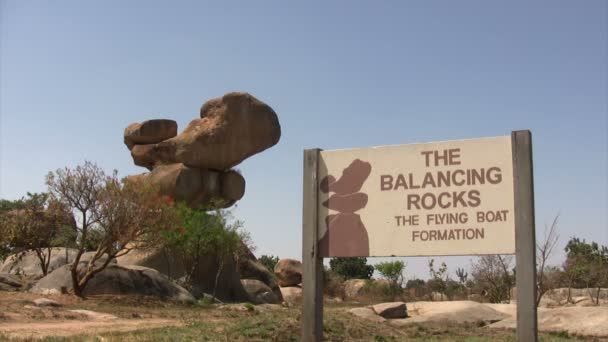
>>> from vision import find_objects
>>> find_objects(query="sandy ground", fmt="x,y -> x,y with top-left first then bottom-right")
0,319 -> 184,339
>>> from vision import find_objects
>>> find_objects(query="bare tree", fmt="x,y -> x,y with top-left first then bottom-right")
536,214 -> 560,306
46,161 -> 178,297
471,255 -> 514,303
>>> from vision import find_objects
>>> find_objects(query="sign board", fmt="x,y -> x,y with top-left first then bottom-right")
317,136 -> 515,257
302,131 -> 537,342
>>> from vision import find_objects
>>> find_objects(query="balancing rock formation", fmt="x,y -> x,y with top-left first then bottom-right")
124,92 -> 281,208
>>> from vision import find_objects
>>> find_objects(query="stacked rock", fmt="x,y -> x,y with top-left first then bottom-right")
124,92 -> 281,208
318,159 -> 372,256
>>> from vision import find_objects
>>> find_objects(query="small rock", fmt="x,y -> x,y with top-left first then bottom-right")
280,286 -> 302,304
33,298 -> 62,307
349,307 -> 386,322
372,302 -> 407,319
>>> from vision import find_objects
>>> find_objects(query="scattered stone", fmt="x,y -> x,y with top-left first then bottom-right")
372,302 -> 407,319
241,279 -> 281,304
280,286 -> 302,304
348,307 -> 386,323
274,259 -> 302,287
33,298 -> 62,307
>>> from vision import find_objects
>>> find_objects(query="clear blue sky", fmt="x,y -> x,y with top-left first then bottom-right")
1,1 -> 606,279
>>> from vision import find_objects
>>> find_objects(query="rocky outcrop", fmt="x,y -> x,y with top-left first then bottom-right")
116,247 -> 249,302
274,259 -> 302,287
31,264 -> 195,303
236,252 -> 282,302
1,248 -> 78,276
0,273 -> 23,291
124,92 -> 281,209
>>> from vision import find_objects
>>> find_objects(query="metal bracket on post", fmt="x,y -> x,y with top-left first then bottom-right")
302,148 -> 323,342
512,130 -> 538,342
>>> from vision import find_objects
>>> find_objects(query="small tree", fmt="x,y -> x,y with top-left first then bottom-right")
375,261 -> 405,296
0,192 -> 73,275
427,259 -> 449,300
46,161 -> 178,297
470,255 -> 514,303
536,214 -> 560,306
330,257 -> 374,280
563,237 -> 608,304
258,255 -> 280,273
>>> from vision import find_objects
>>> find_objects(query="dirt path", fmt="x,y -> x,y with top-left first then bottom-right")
0,318 -> 184,339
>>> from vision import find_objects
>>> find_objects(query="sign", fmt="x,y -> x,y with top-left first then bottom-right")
301,131 -> 537,342
317,136 -> 515,257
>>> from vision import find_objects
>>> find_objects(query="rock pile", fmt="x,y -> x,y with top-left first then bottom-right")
124,92 -> 281,208
273,259 -> 303,304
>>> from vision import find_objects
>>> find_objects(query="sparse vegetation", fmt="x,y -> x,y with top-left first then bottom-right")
374,261 -> 406,297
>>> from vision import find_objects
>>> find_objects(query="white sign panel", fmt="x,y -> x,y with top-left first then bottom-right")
317,136 -> 515,257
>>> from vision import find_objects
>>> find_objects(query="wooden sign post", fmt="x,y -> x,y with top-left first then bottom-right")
302,131 -> 537,341
512,130 -> 538,342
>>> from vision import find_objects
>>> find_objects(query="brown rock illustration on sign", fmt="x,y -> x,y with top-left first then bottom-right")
318,159 -> 372,257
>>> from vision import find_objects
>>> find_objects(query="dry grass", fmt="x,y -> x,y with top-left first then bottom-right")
0,292 -> 602,341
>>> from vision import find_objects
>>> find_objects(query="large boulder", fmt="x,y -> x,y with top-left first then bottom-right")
0,248 -> 78,276
274,259 -> 302,287
240,279 -> 281,304
236,254 -> 282,302
0,273 -> 23,291
31,264 -> 194,303
116,247 -> 249,302
124,119 -> 178,151
149,92 -> 281,170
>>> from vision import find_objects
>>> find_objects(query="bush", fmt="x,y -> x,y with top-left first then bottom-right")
258,255 -> 279,272
163,203 -> 248,297
330,257 -> 374,280
323,268 -> 346,299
